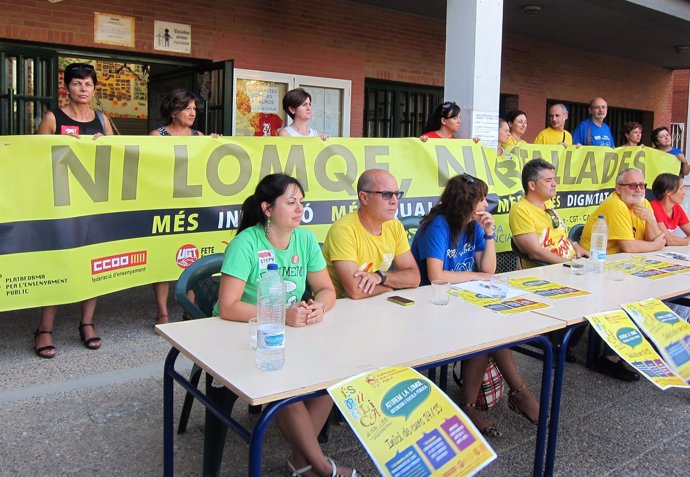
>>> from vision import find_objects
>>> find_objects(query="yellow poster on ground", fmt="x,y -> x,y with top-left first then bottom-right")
508,277 -> 589,300
328,366 -> 496,477
621,299 -> 690,383
0,136 -> 679,311
586,310 -> 688,390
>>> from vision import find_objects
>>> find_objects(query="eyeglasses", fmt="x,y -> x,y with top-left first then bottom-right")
460,173 -> 476,183
363,190 -> 404,200
591,105 -> 607,110
66,63 -> 95,72
545,209 -> 561,229
618,182 -> 647,191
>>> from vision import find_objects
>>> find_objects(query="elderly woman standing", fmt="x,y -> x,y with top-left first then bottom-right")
33,63 -> 113,358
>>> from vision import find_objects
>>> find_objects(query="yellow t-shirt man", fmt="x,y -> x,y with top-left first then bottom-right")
509,197 -> 575,261
322,211 -> 410,298
580,192 -> 651,254
534,127 -> 573,146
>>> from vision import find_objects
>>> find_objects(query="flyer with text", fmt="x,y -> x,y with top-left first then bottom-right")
586,310 -> 688,390
621,299 -> 690,383
508,277 -> 590,300
328,366 -> 496,477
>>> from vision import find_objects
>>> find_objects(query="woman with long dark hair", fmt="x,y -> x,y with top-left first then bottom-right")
411,174 -> 540,436
215,174 -> 359,476
421,101 -> 462,139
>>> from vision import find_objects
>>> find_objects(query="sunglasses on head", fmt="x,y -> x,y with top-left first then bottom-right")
66,63 -> 95,72
460,173 -> 476,183
441,101 -> 458,117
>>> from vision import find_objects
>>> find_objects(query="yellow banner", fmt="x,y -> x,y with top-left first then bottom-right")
0,136 -> 679,311
621,299 -> 690,383
587,310 -> 688,390
327,366 -> 496,476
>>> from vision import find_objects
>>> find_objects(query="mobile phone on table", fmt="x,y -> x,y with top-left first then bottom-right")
387,295 -> 415,306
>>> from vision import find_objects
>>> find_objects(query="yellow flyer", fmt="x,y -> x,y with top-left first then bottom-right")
450,289 -> 550,315
508,277 -> 590,300
609,258 -> 690,280
586,311 -> 688,390
621,299 -> 690,383
328,366 -> 496,477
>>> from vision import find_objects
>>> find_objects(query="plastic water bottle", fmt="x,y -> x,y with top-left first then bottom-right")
255,263 -> 286,370
589,215 -> 608,273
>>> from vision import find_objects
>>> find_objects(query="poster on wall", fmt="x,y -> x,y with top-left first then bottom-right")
153,21 -> 191,54
94,12 -> 135,48
59,58 -> 148,119
235,79 -> 287,136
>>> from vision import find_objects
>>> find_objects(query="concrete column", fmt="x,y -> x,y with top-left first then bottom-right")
444,0 -> 504,148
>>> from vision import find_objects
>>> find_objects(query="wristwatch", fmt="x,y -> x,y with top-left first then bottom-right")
484,233 -> 496,240
375,269 -> 387,285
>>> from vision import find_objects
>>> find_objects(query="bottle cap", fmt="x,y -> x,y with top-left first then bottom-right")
267,263 -> 278,270
598,215 -> 604,219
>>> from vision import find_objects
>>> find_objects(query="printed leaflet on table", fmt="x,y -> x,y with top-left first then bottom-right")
328,366 -> 496,477
586,310 -> 688,390
451,281 -> 550,315
621,299 -> 690,383
508,277 -> 590,300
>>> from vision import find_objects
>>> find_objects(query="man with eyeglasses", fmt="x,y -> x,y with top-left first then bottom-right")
509,159 -> 587,267
322,169 -> 420,299
572,97 -> 615,147
579,168 -> 665,381
580,168 -> 666,255
534,103 -> 572,147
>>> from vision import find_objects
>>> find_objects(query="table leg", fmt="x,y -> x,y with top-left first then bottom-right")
532,334 -> 553,477
544,323 -> 586,477
163,348 -> 180,477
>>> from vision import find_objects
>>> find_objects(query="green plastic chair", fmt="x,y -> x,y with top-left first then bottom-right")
569,223 -> 584,243
174,253 -> 234,433
401,215 -> 422,245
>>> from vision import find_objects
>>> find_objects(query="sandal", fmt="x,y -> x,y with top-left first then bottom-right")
155,314 -> 169,325
326,456 -> 363,477
459,402 -> 502,437
33,328 -> 56,359
507,383 -> 539,424
287,460 -> 312,476
78,323 -> 102,350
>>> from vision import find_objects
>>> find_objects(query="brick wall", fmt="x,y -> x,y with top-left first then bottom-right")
0,0 -> 679,138
672,69 -> 689,124
501,34 -> 674,142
